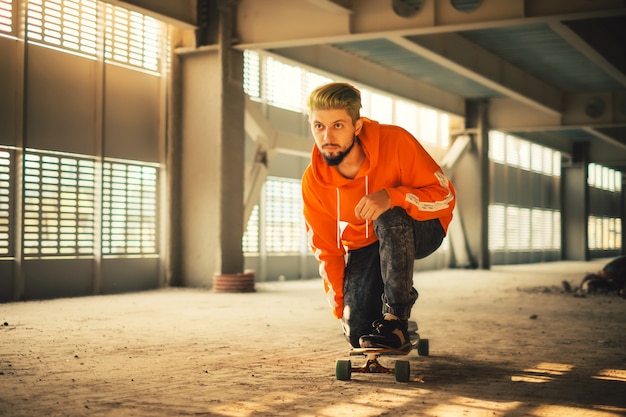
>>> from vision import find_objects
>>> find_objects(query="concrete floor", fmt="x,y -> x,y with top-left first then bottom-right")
1,258 -> 625,417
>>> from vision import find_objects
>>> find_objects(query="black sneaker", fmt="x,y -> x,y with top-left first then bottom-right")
359,319 -> 411,350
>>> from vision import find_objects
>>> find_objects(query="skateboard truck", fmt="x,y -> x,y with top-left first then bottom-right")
335,338 -> 429,382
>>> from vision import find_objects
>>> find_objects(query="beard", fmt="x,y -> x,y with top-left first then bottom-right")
322,136 -> 358,166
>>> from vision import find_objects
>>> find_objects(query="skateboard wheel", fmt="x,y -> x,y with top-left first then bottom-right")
394,360 -> 410,382
417,338 -> 429,356
336,359 -> 352,381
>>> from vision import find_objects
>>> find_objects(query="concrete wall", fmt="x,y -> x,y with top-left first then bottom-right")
0,35 -> 165,301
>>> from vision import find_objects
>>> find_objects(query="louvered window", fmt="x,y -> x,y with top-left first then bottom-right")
587,163 -> 622,251
265,57 -> 304,112
489,203 -> 561,252
0,148 -> 11,256
305,72 -> 333,100
242,204 -> 259,255
395,100 -> 419,140
588,216 -> 621,250
264,178 -> 304,255
243,177 -> 305,256
518,140 -> 530,170
367,91 -> 393,124
588,163 -> 622,192
491,131 -> 561,177
241,51 -> 453,258
102,161 -> 158,255
23,151 -> 96,257
244,49 -> 450,148
26,0 -> 98,57
489,131 -> 506,163
0,0 -> 14,36
23,0 -> 162,72
506,134 -> 520,167
104,3 -> 160,72
243,50 -> 261,100
488,204 -> 505,250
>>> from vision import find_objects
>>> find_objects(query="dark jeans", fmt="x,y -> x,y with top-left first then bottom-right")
342,207 -> 445,347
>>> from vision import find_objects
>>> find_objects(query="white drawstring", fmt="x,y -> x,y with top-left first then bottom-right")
365,176 -> 369,238
336,188 -> 341,248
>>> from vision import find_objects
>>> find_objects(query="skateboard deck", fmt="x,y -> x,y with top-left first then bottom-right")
335,336 -> 429,382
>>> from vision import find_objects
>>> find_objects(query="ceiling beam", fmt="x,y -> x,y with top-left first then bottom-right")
549,21 -> 626,87
304,0 -> 352,14
235,0 -> 626,49
102,0 -> 196,28
490,94 -> 626,131
583,127 -> 626,150
390,33 -> 563,116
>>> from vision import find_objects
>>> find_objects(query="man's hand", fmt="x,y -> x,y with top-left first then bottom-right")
355,189 -> 390,221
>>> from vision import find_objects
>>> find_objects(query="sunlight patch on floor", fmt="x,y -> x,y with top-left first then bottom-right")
316,389 -> 423,417
511,374 -> 554,383
592,368 -> 626,382
425,398 -> 522,416
529,404 -> 626,417
511,362 -> 574,383
317,402 -> 386,417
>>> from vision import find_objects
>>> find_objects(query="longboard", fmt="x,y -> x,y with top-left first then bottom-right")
335,337 -> 429,382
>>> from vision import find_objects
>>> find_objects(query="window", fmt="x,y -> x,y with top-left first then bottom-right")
587,163 -> 622,252
418,107 -> 438,145
518,140 -> 530,170
243,49 -> 451,149
363,90 -> 393,124
438,113 -> 450,148
530,143 -> 544,173
26,0 -> 98,56
0,0 -> 14,36
305,72 -> 333,101
23,0 -> 163,72
264,178 -> 304,254
243,50 -> 261,100
242,50 -> 454,260
0,148 -> 10,256
265,57 -> 305,112
488,204 -> 505,250
102,161 -> 158,255
489,203 -> 561,252
242,204 -> 259,255
504,206 -> 526,250
532,208 -> 555,250
395,100 -> 420,139
6,150 -> 159,259
489,132 -> 562,257
588,163 -> 621,191
589,216 -> 621,251
490,131 -> 561,177
104,3 -> 161,72
243,177 -> 305,256
23,151 -> 96,257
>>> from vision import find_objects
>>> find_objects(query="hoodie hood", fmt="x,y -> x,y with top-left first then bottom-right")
309,117 -> 380,188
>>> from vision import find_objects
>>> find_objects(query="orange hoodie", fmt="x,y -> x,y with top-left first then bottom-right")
302,118 -> 455,319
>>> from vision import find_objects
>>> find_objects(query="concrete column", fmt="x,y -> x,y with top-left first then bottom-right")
175,1 -> 245,287
562,142 -> 590,261
453,99 -> 490,269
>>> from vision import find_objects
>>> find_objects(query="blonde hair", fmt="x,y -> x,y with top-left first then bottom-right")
307,82 -> 362,124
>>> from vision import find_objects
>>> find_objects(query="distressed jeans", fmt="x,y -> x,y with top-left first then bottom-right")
342,207 -> 445,347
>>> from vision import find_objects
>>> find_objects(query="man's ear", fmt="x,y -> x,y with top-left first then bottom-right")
354,118 -> 363,135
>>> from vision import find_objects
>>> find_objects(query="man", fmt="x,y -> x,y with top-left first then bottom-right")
301,82 -> 455,350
